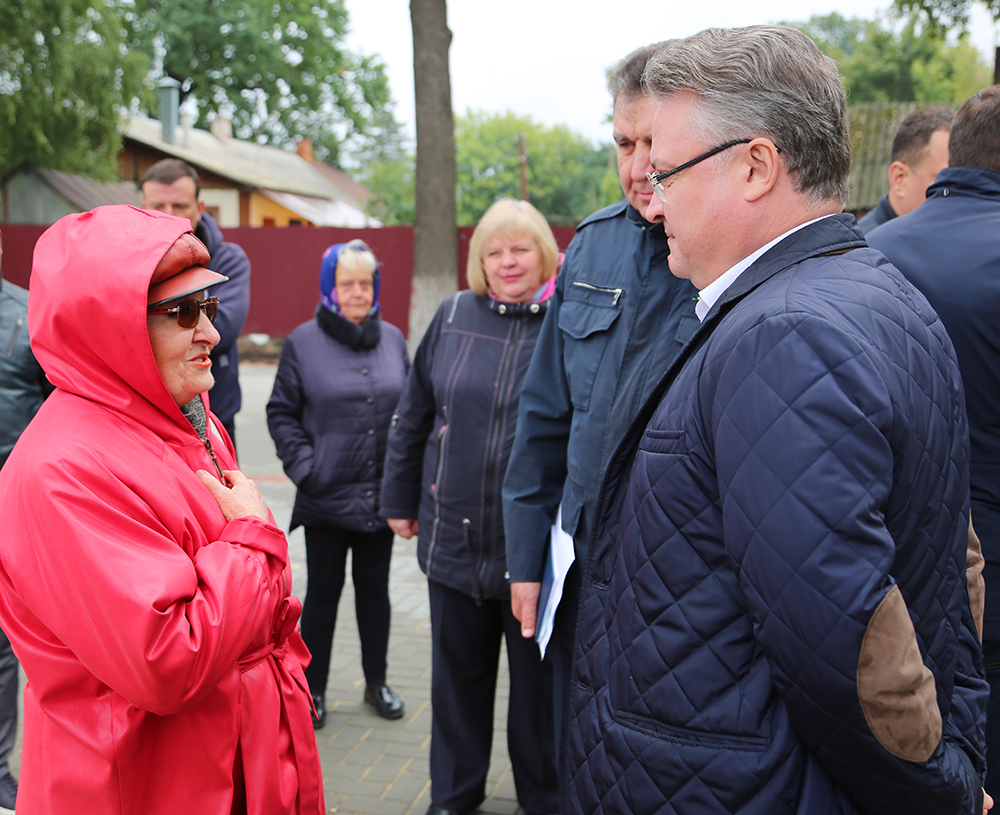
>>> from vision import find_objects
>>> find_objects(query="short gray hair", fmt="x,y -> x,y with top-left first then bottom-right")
642,26 -> 851,204
608,42 -> 671,110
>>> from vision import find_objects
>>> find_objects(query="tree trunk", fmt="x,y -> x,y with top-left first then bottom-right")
409,0 -> 457,355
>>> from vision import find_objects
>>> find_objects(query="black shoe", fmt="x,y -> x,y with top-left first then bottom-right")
426,806 -> 465,815
311,694 -> 326,730
364,683 -> 405,719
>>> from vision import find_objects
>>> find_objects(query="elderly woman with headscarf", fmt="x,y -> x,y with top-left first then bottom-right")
0,205 -> 323,815
381,199 -> 561,815
267,240 -> 409,727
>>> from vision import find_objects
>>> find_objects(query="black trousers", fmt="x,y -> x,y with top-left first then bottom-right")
301,524 -> 394,695
428,579 -> 558,815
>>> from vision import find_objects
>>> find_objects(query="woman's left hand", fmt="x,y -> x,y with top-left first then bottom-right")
197,469 -> 269,522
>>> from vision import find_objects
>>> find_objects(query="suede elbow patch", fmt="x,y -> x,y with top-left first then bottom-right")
857,585 -> 941,762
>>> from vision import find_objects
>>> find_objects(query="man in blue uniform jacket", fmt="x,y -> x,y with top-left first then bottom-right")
868,84 -> 1000,798
502,41 -> 697,770
565,27 -> 989,815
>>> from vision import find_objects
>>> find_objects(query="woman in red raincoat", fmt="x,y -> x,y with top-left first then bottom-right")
0,205 -> 324,814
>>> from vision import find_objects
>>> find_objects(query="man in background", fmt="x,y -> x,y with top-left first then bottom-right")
502,42 -> 698,770
868,84 -> 1000,796
0,228 -> 51,814
141,158 -> 251,448
857,106 -> 952,234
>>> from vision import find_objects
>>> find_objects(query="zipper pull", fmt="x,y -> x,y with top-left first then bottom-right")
204,437 -> 231,487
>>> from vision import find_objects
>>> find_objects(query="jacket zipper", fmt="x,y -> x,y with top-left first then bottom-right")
571,280 -> 624,305
427,418 -> 448,573
203,436 -> 229,485
464,518 -> 478,604
5,314 -> 23,357
477,317 -> 524,601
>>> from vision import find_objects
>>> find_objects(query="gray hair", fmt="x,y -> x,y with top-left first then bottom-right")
642,26 -> 851,204
608,42 -> 672,111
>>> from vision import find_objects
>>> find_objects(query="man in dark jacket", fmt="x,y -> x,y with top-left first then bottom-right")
142,159 -> 251,447
566,27 -> 988,815
502,43 -> 697,766
0,228 -> 50,813
856,106 -> 952,234
867,84 -> 1000,796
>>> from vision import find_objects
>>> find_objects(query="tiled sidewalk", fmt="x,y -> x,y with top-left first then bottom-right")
241,364 -> 525,815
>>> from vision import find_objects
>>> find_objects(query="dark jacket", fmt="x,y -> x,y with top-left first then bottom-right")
567,215 -> 987,815
381,290 -> 548,601
196,212 -> 250,429
503,201 -> 698,579
0,273 -> 49,468
267,308 -> 408,533
868,166 -> 1000,642
856,193 -> 897,235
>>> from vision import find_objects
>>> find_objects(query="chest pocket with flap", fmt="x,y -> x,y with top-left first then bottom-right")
559,281 -> 624,411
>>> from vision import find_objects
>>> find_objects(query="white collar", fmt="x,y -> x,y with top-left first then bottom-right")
695,215 -> 832,322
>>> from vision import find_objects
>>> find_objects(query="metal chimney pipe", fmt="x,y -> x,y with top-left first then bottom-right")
158,77 -> 182,145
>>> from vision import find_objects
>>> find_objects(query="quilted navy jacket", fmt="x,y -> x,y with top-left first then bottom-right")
566,215 -> 987,815
381,290 -> 547,601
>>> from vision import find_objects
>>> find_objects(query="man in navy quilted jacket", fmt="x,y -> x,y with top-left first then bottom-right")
565,26 -> 990,815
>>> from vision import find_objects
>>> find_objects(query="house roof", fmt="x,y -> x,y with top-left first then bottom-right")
124,116 -> 366,208
260,189 -> 379,228
34,167 -> 142,210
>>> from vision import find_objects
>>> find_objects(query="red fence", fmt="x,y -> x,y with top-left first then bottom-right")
1,223 -> 578,338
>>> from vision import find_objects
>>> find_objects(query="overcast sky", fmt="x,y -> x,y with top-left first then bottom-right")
342,0 -> 998,147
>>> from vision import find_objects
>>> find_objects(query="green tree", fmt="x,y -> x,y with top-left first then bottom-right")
455,110 -> 611,226
356,152 -> 416,226
0,0 -> 148,178
893,0 -> 1000,29
125,0 -> 401,165
791,11 -> 990,103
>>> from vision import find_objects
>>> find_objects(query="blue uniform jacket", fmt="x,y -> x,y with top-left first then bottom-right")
567,214 -> 987,815
856,193 -> 897,236
868,166 -> 1000,643
502,201 -> 697,580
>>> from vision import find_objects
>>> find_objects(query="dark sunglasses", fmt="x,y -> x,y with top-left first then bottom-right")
147,297 -> 219,328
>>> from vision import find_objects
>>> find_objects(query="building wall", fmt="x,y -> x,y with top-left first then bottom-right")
247,194 -> 311,227
3,175 -> 77,225
1,223 -> 579,341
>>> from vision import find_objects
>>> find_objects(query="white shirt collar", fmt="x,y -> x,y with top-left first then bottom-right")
695,215 -> 833,322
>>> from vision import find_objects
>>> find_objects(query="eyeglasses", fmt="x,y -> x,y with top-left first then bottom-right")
647,139 -> 782,201
147,297 -> 219,328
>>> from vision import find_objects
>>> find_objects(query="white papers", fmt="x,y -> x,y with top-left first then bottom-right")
535,503 -> 576,658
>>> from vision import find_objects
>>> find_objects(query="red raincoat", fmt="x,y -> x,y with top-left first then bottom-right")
0,207 -> 324,814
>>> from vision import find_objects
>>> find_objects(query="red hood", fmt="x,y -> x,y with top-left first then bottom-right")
30,206 -> 208,442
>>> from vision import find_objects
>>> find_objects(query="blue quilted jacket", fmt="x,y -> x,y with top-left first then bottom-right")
566,215 -> 987,815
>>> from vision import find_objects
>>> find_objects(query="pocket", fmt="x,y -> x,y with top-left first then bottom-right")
559,281 -> 624,411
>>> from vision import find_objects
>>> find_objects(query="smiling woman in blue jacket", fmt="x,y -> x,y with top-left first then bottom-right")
382,200 -> 561,815
267,240 -> 409,728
